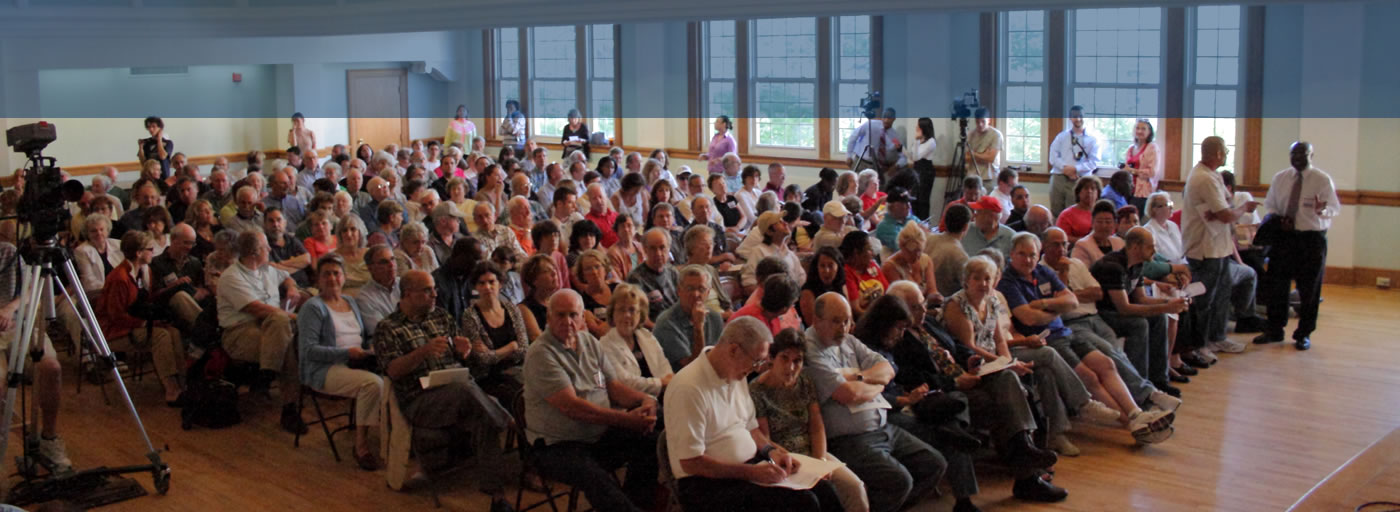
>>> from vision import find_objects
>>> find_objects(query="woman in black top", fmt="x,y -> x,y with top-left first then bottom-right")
573,249 -> 616,338
707,174 -> 742,228
561,108 -> 591,160
137,116 -> 174,179
461,262 -> 538,401
517,253 -> 560,336
798,246 -> 847,326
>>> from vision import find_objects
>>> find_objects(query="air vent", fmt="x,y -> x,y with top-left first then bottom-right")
129,66 -> 189,77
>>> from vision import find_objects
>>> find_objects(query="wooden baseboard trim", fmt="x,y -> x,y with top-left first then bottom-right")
1324,266 -> 1400,290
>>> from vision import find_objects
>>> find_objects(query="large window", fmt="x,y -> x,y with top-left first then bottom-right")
1071,7 -> 1163,166
1002,10 -> 1046,164
702,20 -> 737,125
753,17 -> 818,148
590,24 -> 616,141
1190,5 -> 1242,171
491,25 -> 617,143
531,26 -> 577,139
834,16 -> 872,155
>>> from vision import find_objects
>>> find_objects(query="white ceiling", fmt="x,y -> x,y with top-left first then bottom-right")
0,0 -> 1296,38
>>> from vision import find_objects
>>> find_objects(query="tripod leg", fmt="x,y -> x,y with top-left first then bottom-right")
0,265 -> 52,474
54,260 -> 161,457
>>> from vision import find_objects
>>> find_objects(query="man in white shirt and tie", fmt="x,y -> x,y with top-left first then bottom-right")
847,108 -> 900,173
1047,105 -> 1102,217
1253,142 -> 1339,351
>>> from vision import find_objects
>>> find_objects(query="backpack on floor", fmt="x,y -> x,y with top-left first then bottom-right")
180,345 -> 242,430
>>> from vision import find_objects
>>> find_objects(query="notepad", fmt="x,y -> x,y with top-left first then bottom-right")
757,453 -> 846,491
418,368 -> 473,389
976,355 -> 1017,377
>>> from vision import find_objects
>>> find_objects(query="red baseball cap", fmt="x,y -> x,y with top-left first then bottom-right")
969,196 -> 1004,213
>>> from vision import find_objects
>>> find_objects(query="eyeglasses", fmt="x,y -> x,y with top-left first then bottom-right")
739,345 -> 768,371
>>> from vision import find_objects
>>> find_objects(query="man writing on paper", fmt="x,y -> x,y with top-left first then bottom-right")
665,317 -> 845,511
374,269 -> 514,512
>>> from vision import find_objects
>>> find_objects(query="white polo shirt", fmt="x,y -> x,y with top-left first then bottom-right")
1181,163 -> 1234,260
663,347 -> 759,479
217,260 -> 290,329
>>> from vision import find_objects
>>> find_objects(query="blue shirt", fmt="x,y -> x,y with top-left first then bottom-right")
803,327 -> 888,438
996,263 -> 1073,340
1101,186 -> 1129,209
873,214 -> 911,251
652,304 -> 724,372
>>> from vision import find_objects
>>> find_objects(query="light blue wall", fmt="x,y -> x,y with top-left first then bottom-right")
38,65 -> 280,118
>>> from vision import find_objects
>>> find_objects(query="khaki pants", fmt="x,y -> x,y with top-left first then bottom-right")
168,291 -> 203,327
224,312 -> 297,402
109,325 -> 186,381
824,452 -> 870,512
317,365 -> 383,427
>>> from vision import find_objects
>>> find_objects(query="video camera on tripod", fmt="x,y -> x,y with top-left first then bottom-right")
860,90 -> 882,120
3,122 -> 172,505
944,89 -> 983,203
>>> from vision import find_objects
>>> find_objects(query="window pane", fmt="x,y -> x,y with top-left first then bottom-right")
1003,11 -> 1046,163
498,79 -> 520,104
532,80 -> 576,138
837,15 -> 871,80
591,24 -> 614,79
707,81 -> 735,121
532,26 -> 576,79
591,80 -> 614,141
755,82 -> 815,148
754,17 -> 817,79
1073,7 -> 1162,85
835,83 -> 868,155
707,20 -> 737,80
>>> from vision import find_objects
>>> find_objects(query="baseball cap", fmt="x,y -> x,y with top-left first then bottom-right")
887,188 -> 913,204
755,211 -> 784,234
822,199 -> 850,218
969,196 -> 1004,213
432,202 -> 468,220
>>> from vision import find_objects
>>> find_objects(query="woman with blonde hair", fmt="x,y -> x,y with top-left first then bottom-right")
881,222 -> 941,304
332,216 -> 370,294
597,283 -> 673,396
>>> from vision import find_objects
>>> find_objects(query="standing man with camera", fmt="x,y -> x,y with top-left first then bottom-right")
847,106 -> 901,174
1048,106 -> 1102,218
965,108 -> 1004,193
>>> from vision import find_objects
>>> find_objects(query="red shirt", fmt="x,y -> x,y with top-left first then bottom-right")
303,236 -> 337,263
585,210 -> 620,247
98,261 -> 148,340
844,262 -> 889,310
731,289 -> 803,336
1055,205 -> 1094,239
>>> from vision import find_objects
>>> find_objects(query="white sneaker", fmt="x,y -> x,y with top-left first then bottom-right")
1078,400 -> 1123,426
1133,424 -> 1175,444
1150,391 -> 1182,414
1128,408 -> 1175,435
1208,339 -> 1247,354
1049,434 -> 1081,457
39,436 -> 72,472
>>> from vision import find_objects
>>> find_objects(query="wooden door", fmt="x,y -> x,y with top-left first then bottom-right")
347,69 -> 409,150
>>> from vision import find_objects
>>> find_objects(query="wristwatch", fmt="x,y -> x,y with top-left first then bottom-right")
856,374 -> 865,382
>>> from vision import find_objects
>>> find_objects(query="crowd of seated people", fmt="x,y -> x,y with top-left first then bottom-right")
0,109 -> 1321,512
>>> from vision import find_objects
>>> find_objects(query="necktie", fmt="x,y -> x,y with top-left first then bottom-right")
1284,168 -> 1305,228
877,131 -> 887,162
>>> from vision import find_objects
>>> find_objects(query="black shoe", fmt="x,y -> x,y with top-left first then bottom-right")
281,404 -> 308,435
1153,382 -> 1182,398
934,424 -> 983,453
1003,431 -> 1057,469
1173,364 -> 1198,376
1180,353 -> 1211,369
953,497 -> 982,512
1168,372 -> 1190,384
1253,332 -> 1285,344
1012,475 -> 1069,503
1294,337 -> 1311,351
1233,317 -> 1266,334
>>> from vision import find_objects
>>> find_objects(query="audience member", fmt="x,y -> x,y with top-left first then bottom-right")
839,231 -> 887,318
356,244 -> 399,336
432,237 -> 482,322
598,284 -> 673,397
681,225 -> 733,314
1047,106 -> 1102,217
99,231 -> 186,404
626,228 -> 679,322
872,188 -> 916,251
1180,136 -> 1258,359
961,196 -> 1015,257
1071,199 -> 1125,265
218,230 -> 306,434
653,265 -> 725,371
1054,176 -> 1102,243
882,222 -> 941,304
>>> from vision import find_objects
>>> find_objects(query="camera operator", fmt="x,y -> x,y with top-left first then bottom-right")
965,108 -> 1004,192
846,107 -> 902,173
0,242 -> 72,473
1048,106 -> 1102,218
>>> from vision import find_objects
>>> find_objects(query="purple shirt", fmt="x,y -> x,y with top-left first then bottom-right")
706,132 -> 737,175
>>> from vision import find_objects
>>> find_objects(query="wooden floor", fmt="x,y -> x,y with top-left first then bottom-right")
7,285 -> 1400,511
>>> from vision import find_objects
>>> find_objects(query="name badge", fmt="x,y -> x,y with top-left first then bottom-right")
594,370 -> 605,389
1038,282 -> 1053,296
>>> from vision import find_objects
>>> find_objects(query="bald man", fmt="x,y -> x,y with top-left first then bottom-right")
1179,136 -> 1258,362
806,292 -> 947,512
1010,204 -> 1052,238
626,228 -> 680,321
150,223 -> 207,327
373,270 -> 514,511
523,290 -> 660,512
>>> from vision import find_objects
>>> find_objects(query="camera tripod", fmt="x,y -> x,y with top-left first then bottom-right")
0,239 -> 170,504
944,117 -> 984,205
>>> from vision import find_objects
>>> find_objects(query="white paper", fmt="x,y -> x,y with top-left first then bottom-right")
1183,282 -> 1207,298
847,394 -> 892,414
976,355 -> 1017,377
757,453 -> 846,491
1036,328 -> 1051,340
418,368 -> 473,389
